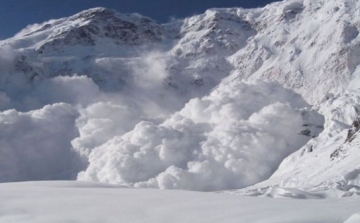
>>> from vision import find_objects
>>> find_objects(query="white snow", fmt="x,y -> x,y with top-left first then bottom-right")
229,90 -> 360,196
344,213 -> 360,223
0,181 -> 359,223
0,103 -> 82,182
0,1 -> 359,219
79,80 -> 323,191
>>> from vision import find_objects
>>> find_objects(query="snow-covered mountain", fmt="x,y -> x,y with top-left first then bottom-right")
0,0 -> 359,197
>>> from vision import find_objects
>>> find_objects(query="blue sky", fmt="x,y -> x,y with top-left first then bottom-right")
0,0 -> 279,39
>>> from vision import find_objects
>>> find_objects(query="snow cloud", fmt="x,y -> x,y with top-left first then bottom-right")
0,41 -> 325,191
31,75 -> 103,108
0,44 -> 20,73
78,80 -> 324,191
130,52 -> 169,90
0,103 -> 82,182
71,100 -> 144,159
0,75 -> 151,182
14,19 -> 60,38
0,56 -> 324,191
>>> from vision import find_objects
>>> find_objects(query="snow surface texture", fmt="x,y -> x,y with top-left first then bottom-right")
344,213 -> 360,223
0,0 -> 359,195
0,181 -> 359,223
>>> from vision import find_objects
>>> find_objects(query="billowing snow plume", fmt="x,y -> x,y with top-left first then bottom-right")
79,80 -> 323,191
0,103 -> 82,182
0,75 -> 161,183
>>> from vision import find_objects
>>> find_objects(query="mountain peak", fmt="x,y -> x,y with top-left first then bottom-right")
69,7 -> 152,24
69,7 -> 116,22
32,7 -> 162,53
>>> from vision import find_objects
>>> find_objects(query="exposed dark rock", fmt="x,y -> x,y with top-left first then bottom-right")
37,7 -> 162,53
345,116 -> 360,143
300,129 -> 311,137
331,116 -> 360,160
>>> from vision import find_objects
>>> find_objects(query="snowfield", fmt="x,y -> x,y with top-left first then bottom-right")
0,181 -> 359,223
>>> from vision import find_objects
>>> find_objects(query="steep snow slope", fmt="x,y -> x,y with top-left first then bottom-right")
0,7 -> 244,111
2,1 -> 360,106
0,0 -> 359,193
2,1 -> 360,103
233,90 -> 360,196
229,0 -> 360,104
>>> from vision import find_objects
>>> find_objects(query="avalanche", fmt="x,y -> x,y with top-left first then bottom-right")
79,80 -> 323,191
0,0 -> 360,221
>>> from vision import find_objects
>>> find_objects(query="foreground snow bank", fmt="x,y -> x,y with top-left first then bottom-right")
0,181 -> 359,223
79,80 -> 324,191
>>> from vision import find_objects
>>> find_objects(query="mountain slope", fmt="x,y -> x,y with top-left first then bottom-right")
234,91 -> 360,197
228,0 -> 360,104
